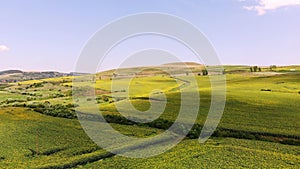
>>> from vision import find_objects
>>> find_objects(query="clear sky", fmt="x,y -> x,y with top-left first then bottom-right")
1,0 -> 300,72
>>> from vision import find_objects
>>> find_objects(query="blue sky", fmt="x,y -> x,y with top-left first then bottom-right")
0,0 -> 300,72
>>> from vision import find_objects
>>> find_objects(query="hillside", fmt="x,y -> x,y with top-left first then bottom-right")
95,63 -> 300,80
0,64 -> 299,168
0,70 -> 88,83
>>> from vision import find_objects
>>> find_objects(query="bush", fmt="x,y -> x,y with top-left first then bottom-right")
29,83 -> 44,88
102,95 -> 109,102
11,102 -> 27,107
27,97 -> 35,101
41,147 -> 67,156
28,102 -> 77,119
202,69 -> 208,76
261,89 -> 271,92
1,98 -> 27,105
50,93 -> 65,98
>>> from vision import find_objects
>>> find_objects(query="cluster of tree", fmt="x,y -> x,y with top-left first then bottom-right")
250,65 -> 277,72
269,65 -> 277,71
197,69 -> 226,76
27,82 -> 44,88
49,92 -> 65,98
0,97 -> 35,105
103,114 -> 173,130
27,102 -> 78,119
21,92 -> 39,96
0,98 -> 27,105
95,95 -> 114,103
250,66 -> 262,72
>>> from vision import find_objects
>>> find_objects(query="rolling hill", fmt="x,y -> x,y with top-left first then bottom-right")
0,63 -> 299,168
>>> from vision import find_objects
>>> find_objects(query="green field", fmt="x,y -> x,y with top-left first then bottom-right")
0,65 -> 299,168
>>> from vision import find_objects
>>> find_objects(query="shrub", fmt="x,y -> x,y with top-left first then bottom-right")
102,95 -> 109,102
50,93 -> 65,98
41,147 -> 67,156
261,89 -> 272,92
28,102 -> 77,119
202,69 -> 208,76
11,102 -> 27,107
29,83 -> 44,88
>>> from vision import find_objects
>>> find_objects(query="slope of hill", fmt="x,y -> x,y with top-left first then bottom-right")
0,63 -> 299,168
0,70 -> 85,83
0,70 -> 23,75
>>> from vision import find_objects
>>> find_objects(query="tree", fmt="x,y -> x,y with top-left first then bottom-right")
253,66 -> 258,72
202,69 -> 208,76
270,65 -> 277,71
250,67 -> 253,72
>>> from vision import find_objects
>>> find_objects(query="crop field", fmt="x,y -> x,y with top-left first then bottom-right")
98,73 -> 300,136
0,65 -> 299,168
80,138 -> 300,169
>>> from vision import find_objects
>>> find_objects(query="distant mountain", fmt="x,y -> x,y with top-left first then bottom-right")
0,70 -> 23,75
95,62 -> 206,79
0,70 -> 82,83
162,62 -> 203,67
69,72 -> 90,76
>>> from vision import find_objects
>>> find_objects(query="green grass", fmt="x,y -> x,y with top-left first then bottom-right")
0,108 -> 298,168
0,91 -> 27,102
0,66 -> 299,168
17,76 -> 74,85
97,74 -> 300,137
78,138 -> 300,169
0,107 -> 163,168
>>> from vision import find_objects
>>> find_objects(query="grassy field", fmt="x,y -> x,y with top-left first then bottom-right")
98,73 -> 300,136
79,139 -> 300,168
0,65 -> 299,168
0,108 -> 299,168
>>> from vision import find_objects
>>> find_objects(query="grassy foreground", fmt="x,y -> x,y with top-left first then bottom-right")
0,108 -> 299,168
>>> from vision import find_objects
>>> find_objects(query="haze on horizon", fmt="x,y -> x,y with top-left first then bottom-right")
1,0 -> 300,72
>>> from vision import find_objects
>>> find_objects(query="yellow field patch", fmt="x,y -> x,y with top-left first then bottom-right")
0,107 -> 43,121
